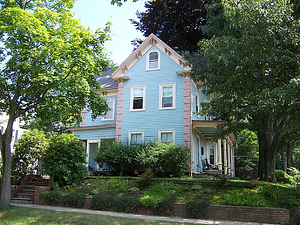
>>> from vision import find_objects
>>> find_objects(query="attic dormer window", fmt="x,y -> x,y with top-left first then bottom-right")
147,51 -> 160,70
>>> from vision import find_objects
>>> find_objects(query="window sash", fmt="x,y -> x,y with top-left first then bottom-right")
131,87 -> 145,110
160,84 -> 175,109
103,99 -> 114,120
160,132 -> 173,144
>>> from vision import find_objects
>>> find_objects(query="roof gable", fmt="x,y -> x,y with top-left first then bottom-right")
111,33 -> 191,81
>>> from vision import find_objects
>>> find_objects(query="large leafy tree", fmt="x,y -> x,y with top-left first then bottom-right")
188,0 -> 300,180
0,0 -> 112,207
130,0 -> 210,53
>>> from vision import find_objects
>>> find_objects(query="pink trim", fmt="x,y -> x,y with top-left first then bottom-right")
115,82 -> 124,140
183,76 -> 192,148
80,107 -> 86,127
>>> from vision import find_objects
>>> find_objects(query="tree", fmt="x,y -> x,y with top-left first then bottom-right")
42,134 -> 88,186
188,0 -> 300,180
11,129 -> 48,183
130,0 -> 210,53
234,129 -> 258,171
0,0 -> 111,207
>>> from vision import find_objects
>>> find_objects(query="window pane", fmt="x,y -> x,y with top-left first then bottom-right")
162,86 -> 173,108
133,88 -> 144,109
161,132 -> 173,143
104,100 -> 114,120
149,52 -> 158,60
149,61 -> 158,69
149,52 -> 158,69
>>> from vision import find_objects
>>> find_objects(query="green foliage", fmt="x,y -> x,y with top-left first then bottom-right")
90,193 -> 116,210
62,191 -> 86,208
114,195 -> 140,213
92,178 -> 132,193
221,189 -> 268,207
275,170 -> 297,186
42,134 -> 88,186
40,190 -> 62,206
136,168 -> 154,189
11,129 -> 48,182
137,142 -> 189,177
287,167 -> 300,183
186,195 -> 210,219
155,196 -> 176,216
235,129 -> 259,171
139,182 -> 179,210
95,140 -> 140,175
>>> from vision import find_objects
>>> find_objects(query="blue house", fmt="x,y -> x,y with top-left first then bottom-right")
69,34 -> 235,177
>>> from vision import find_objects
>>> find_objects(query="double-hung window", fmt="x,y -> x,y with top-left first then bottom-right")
147,51 -> 160,70
129,131 -> 144,148
130,86 -> 146,111
159,83 -> 175,110
209,144 -> 215,165
158,130 -> 175,144
102,98 -> 115,121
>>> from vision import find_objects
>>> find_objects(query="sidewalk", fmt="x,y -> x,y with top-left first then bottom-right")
10,203 -> 274,225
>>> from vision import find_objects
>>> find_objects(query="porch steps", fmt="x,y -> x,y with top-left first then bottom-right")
11,175 -> 51,204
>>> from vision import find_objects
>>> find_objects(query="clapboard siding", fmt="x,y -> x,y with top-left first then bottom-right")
120,46 -> 185,145
74,127 -> 116,140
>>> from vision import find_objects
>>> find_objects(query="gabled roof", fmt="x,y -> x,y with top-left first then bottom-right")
111,33 -> 191,81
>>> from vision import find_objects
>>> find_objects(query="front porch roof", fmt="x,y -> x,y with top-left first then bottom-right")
192,120 -> 224,138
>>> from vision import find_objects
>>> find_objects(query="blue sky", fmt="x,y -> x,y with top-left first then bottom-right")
72,0 -> 146,65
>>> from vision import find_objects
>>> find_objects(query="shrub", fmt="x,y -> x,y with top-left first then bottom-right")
40,191 -> 62,206
42,134 -> 88,186
136,168 -> 154,189
90,193 -> 116,210
186,195 -> 210,219
11,129 -> 48,183
95,140 -> 140,175
62,191 -> 86,208
287,167 -> 300,183
107,178 -> 131,193
275,170 -> 297,186
139,182 -> 178,210
221,189 -> 268,207
114,196 -> 140,213
137,142 -> 189,177
156,196 -> 176,216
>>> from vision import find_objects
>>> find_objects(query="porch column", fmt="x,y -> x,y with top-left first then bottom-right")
115,80 -> 124,141
231,147 -> 235,177
227,142 -> 231,176
218,139 -> 222,171
223,139 -> 227,175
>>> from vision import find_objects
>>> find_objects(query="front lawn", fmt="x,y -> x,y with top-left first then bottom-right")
0,206 -> 197,225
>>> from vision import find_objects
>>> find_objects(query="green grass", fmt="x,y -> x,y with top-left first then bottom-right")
0,206 -> 200,225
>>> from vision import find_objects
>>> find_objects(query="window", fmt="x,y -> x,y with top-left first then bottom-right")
147,51 -> 160,70
102,99 -> 115,121
195,92 -> 200,114
129,131 -> 144,147
130,86 -> 146,111
159,83 -> 175,109
159,130 -> 175,144
209,144 -> 215,165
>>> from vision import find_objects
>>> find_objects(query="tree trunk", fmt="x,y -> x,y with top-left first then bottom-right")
257,115 -> 282,181
286,141 -> 292,170
0,117 -> 14,208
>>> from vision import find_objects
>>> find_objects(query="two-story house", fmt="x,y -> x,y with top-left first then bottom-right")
69,34 -> 235,177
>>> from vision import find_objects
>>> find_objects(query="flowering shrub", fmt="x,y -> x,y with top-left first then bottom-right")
275,170 -> 297,186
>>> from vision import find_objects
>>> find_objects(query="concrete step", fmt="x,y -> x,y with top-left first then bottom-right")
10,198 -> 34,204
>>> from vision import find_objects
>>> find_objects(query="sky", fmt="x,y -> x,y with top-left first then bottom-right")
72,0 -> 147,65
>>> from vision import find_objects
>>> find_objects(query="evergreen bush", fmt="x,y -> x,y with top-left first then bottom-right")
62,191 -> 86,208
90,193 -> 116,210
40,190 -> 62,206
186,195 -> 210,219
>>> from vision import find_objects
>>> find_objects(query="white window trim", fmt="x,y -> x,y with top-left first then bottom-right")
158,129 -> 175,144
128,131 -> 145,145
102,98 -> 115,121
130,86 -> 146,111
146,50 -> 160,71
159,83 -> 176,110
